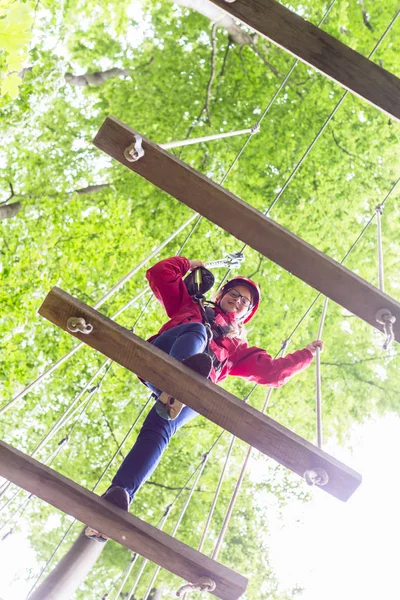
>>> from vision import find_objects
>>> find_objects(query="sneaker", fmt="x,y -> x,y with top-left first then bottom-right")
85,486 -> 130,543
156,353 -> 212,421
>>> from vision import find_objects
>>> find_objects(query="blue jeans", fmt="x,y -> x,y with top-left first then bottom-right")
110,322 -> 208,502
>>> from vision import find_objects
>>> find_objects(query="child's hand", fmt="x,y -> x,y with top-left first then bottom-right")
306,340 -> 324,355
189,259 -> 205,271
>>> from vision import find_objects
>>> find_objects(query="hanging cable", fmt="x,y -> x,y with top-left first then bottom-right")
26,393 -> 154,597
6,5 -> 399,424
142,451 -> 210,600
1,0 -> 348,422
315,297 -> 329,449
210,343 -> 286,561
0,437 -> 68,534
160,126 -> 259,149
16,8 -> 400,596
3,214 -> 199,415
375,204 -> 385,292
0,361 -> 113,504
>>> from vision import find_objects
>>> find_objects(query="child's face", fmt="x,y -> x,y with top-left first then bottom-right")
219,285 -> 253,319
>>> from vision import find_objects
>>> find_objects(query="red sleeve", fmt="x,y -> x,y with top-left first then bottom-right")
146,256 -> 192,318
229,341 -> 314,387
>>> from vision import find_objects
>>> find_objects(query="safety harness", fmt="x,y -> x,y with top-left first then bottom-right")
195,298 -> 231,375
184,267 -> 233,375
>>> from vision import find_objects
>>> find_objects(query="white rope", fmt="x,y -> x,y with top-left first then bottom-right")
160,126 -> 259,150
375,204 -> 385,292
92,213 -> 197,310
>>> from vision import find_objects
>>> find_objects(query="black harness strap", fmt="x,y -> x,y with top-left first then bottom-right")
194,298 -> 230,375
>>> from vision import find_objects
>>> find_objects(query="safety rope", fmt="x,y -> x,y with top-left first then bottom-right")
0,360 -> 113,505
315,297 -> 329,449
1,0 -> 348,422
25,393 -> 154,597
142,451 -> 210,600
12,7 -> 400,596
374,203 -> 397,350
160,125 -> 260,150
112,8 -> 400,588
2,213 -> 199,416
193,174 -> 400,561
375,204 -> 385,292
0,437 -> 68,536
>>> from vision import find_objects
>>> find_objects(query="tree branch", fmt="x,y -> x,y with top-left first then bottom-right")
100,409 -> 126,462
331,129 -> 377,169
359,0 -> 374,31
249,42 -> 281,79
171,0 -> 255,45
182,23 -> 218,141
0,202 -> 22,220
65,68 -> 132,87
246,254 -> 263,279
64,58 -> 154,87
145,480 -> 207,492
322,356 -> 397,367
204,23 -> 218,124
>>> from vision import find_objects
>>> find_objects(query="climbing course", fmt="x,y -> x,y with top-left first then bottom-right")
1,2 -> 399,599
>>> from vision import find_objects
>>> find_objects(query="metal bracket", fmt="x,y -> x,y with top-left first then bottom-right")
304,468 -> 329,487
376,308 -> 396,350
205,251 -> 245,269
124,134 -> 144,162
67,317 -> 93,335
176,576 -> 216,597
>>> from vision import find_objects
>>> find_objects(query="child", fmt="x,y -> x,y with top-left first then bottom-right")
86,256 -> 323,541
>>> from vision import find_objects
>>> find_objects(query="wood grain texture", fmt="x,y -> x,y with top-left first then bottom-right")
0,441 -> 247,600
210,0 -> 400,121
39,287 -> 362,501
93,117 -> 400,343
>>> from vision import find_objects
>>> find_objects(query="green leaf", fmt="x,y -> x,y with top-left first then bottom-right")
1,72 -> 21,97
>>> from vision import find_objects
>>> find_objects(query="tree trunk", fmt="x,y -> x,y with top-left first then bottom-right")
0,202 -> 21,220
65,68 -> 132,86
75,184 -> 111,195
29,528 -> 105,600
171,0 -> 254,45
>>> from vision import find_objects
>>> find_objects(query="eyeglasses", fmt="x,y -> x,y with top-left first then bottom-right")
226,289 -> 253,308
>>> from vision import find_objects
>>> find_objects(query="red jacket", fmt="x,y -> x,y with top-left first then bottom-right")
146,256 -> 314,387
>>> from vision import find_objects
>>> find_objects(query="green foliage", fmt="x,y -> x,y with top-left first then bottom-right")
0,0 -> 34,98
1,0 -> 400,598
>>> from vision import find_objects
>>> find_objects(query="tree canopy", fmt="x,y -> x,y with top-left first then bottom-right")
1,0 -> 399,598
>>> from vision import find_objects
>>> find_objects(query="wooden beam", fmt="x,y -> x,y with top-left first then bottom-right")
39,287 -> 362,501
210,0 -> 400,121
93,117 -> 400,343
0,440 -> 247,600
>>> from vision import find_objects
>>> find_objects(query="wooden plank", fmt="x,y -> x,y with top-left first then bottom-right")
39,287 -> 362,501
93,117 -> 400,343
210,0 -> 400,121
0,440 -> 247,600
